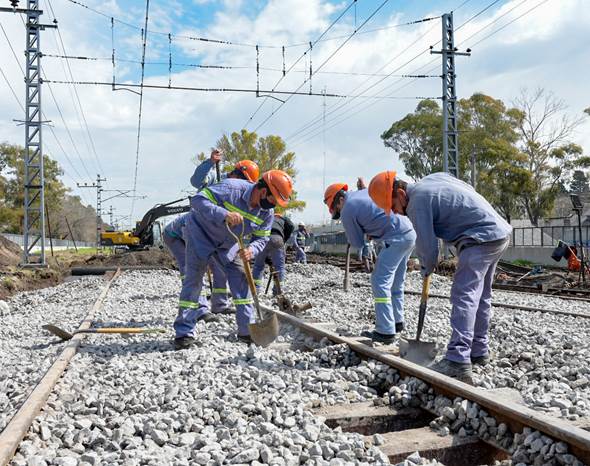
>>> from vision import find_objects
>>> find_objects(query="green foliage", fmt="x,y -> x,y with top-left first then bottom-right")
380,99 -> 443,180
570,170 -> 590,193
200,130 -> 306,212
0,143 -> 100,241
380,90 -> 588,224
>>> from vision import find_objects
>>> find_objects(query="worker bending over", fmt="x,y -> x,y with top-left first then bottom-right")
293,222 -> 309,263
190,150 -> 260,313
368,171 -> 511,381
324,183 -> 416,344
253,213 -> 295,295
174,170 -> 293,350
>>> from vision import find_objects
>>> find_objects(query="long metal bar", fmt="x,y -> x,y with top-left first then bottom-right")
268,306 -> 590,462
0,269 -> 121,466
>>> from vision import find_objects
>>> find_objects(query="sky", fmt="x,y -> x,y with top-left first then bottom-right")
0,0 -> 589,229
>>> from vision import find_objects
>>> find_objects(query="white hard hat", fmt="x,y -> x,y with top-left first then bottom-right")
298,222 -> 305,226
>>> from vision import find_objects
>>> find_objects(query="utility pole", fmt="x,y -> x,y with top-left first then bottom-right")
470,146 -> 477,189
1,1 -> 57,265
78,175 -> 106,250
431,12 -> 470,178
108,205 -> 114,228
322,86 -> 327,224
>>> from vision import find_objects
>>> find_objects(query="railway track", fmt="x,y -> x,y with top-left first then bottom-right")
1,268 -> 588,465
0,270 -> 121,466
268,304 -> 590,465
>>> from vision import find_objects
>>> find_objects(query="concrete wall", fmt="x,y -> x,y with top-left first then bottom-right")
501,246 -> 565,267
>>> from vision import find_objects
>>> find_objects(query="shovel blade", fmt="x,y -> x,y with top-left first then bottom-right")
248,313 -> 279,348
399,338 -> 438,366
42,324 -> 73,341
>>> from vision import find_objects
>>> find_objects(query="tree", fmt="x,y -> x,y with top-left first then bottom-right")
0,143 -> 101,241
198,129 -> 305,212
570,170 -> 590,193
513,88 -> 587,225
380,99 -> 443,181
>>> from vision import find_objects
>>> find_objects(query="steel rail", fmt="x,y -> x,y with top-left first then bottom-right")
0,269 -> 121,466
268,306 -> 590,463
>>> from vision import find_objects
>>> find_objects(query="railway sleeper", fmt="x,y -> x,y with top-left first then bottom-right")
314,401 -> 509,466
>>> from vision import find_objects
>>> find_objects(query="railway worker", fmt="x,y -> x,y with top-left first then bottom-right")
323,183 -> 416,344
190,150 -> 260,313
252,213 -> 295,295
163,213 -> 210,317
293,222 -> 309,263
368,171 -> 512,381
174,170 -> 294,350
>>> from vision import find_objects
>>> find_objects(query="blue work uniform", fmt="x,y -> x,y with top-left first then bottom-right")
253,215 -> 294,295
406,172 -> 512,363
174,179 -> 273,338
163,213 -> 209,312
340,190 -> 416,335
190,158 -> 232,312
294,228 -> 308,263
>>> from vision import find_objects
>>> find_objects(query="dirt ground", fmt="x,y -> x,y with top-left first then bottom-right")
0,236 -> 175,300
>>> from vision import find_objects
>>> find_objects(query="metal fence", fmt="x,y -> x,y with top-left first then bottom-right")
510,226 -> 590,247
1,233 -> 94,250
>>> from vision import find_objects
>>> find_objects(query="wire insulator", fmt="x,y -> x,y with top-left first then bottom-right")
256,44 -> 260,97
168,33 -> 172,88
309,41 -> 312,94
111,17 -> 115,90
282,46 -> 285,77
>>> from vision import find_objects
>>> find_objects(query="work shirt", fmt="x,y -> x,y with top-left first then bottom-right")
271,215 -> 295,242
295,229 -> 308,246
190,158 -> 226,190
406,172 -> 512,275
340,189 -> 415,255
164,213 -> 189,239
190,178 -> 273,264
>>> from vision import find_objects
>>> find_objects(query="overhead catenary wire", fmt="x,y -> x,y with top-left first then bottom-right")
129,0 -> 151,224
44,0 -> 106,178
252,0 -> 392,133
242,0 -> 358,129
291,0 -> 548,148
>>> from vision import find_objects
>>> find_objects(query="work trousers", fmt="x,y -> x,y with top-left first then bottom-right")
174,229 -> 254,339
209,259 -> 231,312
446,238 -> 509,363
253,235 -> 285,295
164,231 -> 209,312
371,236 -> 416,335
294,242 -> 306,264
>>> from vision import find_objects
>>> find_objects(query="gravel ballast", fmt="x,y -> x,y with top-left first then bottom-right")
3,264 -> 589,465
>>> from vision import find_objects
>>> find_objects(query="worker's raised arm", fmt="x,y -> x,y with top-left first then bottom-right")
190,150 -> 221,189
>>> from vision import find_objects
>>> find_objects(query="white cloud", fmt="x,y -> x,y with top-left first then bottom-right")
0,0 -> 588,227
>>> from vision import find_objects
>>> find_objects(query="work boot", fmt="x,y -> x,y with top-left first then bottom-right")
212,307 -> 235,315
361,330 -> 396,345
237,334 -> 252,345
174,336 -> 196,351
471,353 -> 491,366
395,322 -> 405,334
197,313 -> 220,323
430,358 -> 473,384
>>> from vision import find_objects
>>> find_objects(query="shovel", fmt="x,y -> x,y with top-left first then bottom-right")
399,274 -> 438,366
226,221 -> 279,347
42,324 -> 166,341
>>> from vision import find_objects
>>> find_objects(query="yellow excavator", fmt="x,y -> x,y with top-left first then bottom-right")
101,198 -> 190,249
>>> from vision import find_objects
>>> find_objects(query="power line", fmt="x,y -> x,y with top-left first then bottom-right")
252,0 -> 392,133
242,0 -> 358,129
291,0 -> 548,148
45,0 -> 106,178
129,0 -> 151,223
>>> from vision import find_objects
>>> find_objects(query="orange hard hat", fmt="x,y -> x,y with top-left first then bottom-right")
323,183 -> 348,215
262,170 -> 293,207
234,160 -> 260,183
368,171 -> 396,214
